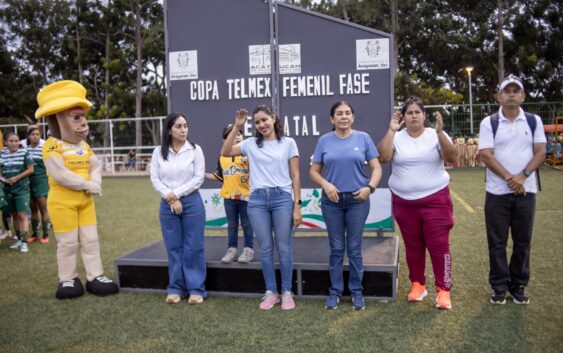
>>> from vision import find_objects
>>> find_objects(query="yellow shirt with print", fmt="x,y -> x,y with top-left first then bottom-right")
213,156 -> 250,201
42,137 -> 93,195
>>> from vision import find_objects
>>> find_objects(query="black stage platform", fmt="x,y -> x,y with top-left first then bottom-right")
115,235 -> 399,301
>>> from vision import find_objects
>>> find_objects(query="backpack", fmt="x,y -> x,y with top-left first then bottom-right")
489,112 -> 541,191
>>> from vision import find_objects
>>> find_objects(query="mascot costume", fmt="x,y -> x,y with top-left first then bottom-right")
35,80 -> 119,299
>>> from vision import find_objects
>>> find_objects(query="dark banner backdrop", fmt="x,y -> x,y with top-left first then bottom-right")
165,0 -> 394,230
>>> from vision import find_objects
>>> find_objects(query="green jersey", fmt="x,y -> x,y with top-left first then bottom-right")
26,143 -> 47,180
0,147 -> 34,194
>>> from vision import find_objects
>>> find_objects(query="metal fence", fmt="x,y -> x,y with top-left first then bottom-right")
2,101 -> 561,172
1,117 -> 166,174
418,102 -> 562,138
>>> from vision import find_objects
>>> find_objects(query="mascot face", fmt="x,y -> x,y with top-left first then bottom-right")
57,107 -> 89,144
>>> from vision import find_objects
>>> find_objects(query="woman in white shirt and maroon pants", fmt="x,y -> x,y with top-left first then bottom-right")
378,96 -> 458,310
150,112 -> 207,305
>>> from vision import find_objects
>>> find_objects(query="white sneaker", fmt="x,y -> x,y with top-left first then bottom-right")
2,230 -> 12,240
221,247 -> 238,263
10,240 -> 22,250
237,247 -> 254,263
20,243 -> 29,253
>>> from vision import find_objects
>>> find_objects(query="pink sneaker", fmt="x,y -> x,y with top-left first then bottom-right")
281,291 -> 295,310
259,291 -> 279,310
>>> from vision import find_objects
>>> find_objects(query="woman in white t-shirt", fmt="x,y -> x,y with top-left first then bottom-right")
221,105 -> 302,311
378,96 -> 458,310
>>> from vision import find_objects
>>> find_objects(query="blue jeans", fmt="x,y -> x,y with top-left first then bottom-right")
247,187 -> 294,293
321,192 -> 370,296
159,193 -> 206,297
224,199 -> 253,248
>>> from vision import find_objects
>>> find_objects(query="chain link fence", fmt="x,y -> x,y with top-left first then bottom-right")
1,117 -> 165,174
417,102 -> 562,138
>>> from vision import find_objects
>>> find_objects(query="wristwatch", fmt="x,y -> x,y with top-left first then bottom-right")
295,199 -> 302,205
367,185 -> 376,194
523,169 -> 532,177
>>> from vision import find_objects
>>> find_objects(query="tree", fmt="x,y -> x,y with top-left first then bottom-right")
119,0 -> 162,148
497,0 -> 505,82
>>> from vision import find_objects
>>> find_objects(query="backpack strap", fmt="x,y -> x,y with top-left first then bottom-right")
490,113 -> 499,138
524,112 -> 537,137
524,112 -> 541,191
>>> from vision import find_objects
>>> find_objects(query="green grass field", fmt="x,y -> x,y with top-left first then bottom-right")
0,169 -> 562,353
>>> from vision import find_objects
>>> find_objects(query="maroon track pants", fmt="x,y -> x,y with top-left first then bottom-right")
392,186 -> 454,290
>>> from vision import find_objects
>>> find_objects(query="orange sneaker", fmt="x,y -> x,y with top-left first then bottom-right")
39,236 -> 50,244
27,236 -> 38,244
407,282 -> 428,302
436,288 -> 452,310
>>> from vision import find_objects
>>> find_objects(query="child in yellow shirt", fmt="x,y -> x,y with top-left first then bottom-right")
206,124 -> 254,263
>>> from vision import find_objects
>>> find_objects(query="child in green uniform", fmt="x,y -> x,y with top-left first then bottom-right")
25,126 -> 51,243
0,132 -> 34,253
0,136 -> 12,240
0,181 -> 7,245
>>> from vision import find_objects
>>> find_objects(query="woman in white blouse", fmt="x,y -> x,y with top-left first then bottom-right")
150,112 -> 206,304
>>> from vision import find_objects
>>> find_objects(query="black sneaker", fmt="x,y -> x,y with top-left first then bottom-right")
490,290 -> 506,305
86,276 -> 119,296
56,278 -> 85,300
509,286 -> 529,304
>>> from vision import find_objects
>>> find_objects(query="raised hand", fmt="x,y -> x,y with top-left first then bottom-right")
390,111 -> 404,132
434,111 -> 444,134
235,109 -> 248,128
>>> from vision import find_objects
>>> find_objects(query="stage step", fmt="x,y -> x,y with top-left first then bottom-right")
115,235 -> 399,301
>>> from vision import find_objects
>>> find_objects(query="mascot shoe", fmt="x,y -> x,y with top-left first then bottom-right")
86,276 -> 119,296
56,278 -> 85,300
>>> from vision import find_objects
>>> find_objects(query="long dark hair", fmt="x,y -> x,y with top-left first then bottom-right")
160,112 -> 195,160
330,100 -> 355,131
27,125 -> 40,147
252,104 -> 284,147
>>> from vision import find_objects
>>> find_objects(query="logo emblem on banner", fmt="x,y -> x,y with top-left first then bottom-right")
279,44 -> 301,74
169,50 -> 198,80
356,39 -> 389,70
249,45 -> 271,75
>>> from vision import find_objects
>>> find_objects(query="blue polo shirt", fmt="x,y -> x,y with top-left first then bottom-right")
312,130 -> 379,192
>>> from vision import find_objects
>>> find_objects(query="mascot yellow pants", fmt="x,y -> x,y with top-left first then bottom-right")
48,189 -> 103,282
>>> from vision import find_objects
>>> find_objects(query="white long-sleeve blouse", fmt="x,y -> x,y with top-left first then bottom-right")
150,141 -> 205,199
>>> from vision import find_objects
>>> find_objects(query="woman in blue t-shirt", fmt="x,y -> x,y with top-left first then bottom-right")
221,105 -> 302,311
310,101 -> 382,310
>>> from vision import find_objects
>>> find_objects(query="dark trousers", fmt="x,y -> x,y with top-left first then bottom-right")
484,192 -> 536,292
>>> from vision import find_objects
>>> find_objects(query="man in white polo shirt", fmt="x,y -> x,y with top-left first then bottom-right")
478,75 -> 546,305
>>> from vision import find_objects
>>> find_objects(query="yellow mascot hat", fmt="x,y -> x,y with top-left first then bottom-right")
35,80 -> 92,119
